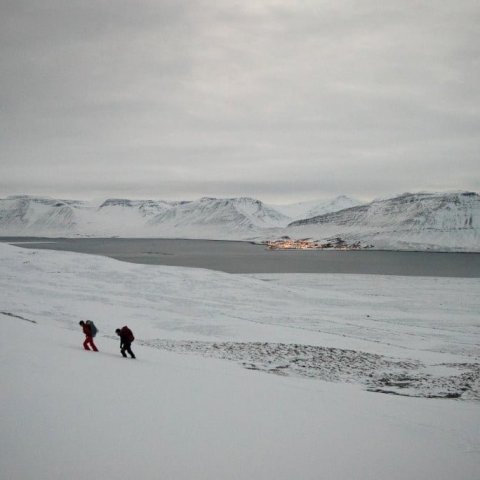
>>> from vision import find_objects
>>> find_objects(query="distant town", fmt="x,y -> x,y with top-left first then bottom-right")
264,237 -> 373,250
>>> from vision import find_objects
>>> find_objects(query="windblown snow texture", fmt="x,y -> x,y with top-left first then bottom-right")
2,243 -> 480,480
141,339 -> 480,400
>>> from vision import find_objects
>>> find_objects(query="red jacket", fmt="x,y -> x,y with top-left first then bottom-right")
82,323 -> 92,337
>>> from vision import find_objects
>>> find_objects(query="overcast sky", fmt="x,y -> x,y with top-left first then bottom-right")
1,0 -> 479,203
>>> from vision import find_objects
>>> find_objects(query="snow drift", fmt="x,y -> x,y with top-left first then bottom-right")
1,243 -> 479,479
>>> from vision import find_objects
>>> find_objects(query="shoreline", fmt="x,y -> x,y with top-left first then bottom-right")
1,236 -> 480,254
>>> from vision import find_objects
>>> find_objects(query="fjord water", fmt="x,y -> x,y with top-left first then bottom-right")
2,237 -> 479,277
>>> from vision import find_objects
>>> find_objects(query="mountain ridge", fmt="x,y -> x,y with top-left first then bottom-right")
286,191 -> 479,251
0,192 -> 478,251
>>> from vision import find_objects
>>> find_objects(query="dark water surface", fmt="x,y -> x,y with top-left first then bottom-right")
2,237 -> 480,277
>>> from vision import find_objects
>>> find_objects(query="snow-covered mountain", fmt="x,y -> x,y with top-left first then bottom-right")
0,196 -> 172,236
0,195 -> 87,235
98,198 -> 179,217
92,198 -> 182,236
1,192 -> 479,251
286,192 -> 480,251
147,197 -> 291,236
0,195 -> 291,238
269,195 -> 363,220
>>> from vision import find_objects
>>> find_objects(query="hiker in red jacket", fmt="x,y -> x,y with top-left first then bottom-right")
115,326 -> 136,359
79,320 -> 98,352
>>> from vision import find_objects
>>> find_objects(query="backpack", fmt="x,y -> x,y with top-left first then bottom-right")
87,320 -> 98,338
122,326 -> 134,342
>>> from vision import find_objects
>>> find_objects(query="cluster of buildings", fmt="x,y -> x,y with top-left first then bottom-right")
265,237 -> 367,250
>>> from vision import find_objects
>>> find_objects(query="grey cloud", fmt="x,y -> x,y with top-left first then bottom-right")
1,0 -> 479,202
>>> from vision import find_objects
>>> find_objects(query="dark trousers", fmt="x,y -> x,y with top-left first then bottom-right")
121,341 -> 135,358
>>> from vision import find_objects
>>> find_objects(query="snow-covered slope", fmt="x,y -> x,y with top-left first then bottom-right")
270,195 -> 363,219
147,197 -> 291,237
0,195 -> 87,235
98,198 -> 177,217
92,198 -> 179,236
286,192 -> 480,251
1,243 -> 480,479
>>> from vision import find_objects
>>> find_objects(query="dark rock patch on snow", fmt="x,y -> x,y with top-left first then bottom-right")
141,339 -> 480,400
1,311 -> 37,324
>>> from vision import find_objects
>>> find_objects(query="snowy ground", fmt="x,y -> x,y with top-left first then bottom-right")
1,243 -> 479,479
